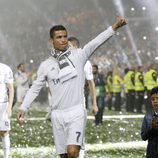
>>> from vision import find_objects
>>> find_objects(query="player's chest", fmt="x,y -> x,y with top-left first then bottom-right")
45,62 -> 60,87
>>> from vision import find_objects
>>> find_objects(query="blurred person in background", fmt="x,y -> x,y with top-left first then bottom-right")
144,63 -> 158,113
92,64 -> 106,125
112,68 -> 123,111
17,16 -> 127,158
135,66 -> 145,113
123,67 -> 129,112
141,86 -> 158,158
106,70 -> 113,110
126,67 -> 135,112
14,63 -> 32,107
0,63 -> 14,158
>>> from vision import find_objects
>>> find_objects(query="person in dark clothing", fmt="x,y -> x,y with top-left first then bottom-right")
144,64 -> 158,113
124,67 -> 129,112
135,66 -> 145,113
126,67 -> 135,112
106,71 -> 113,110
141,86 -> 158,158
92,65 -> 105,125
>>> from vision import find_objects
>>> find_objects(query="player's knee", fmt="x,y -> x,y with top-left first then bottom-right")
67,145 -> 79,158
0,131 -> 8,137
68,150 -> 79,158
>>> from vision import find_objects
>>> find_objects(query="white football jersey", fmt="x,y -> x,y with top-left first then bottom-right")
0,63 -> 13,103
84,60 -> 93,80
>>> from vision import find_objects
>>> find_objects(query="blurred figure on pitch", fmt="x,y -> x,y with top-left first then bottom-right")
125,67 -> 135,112
144,63 -> 158,113
123,67 -> 129,112
92,64 -> 106,125
141,86 -> 158,158
134,66 -> 145,113
112,69 -> 123,111
14,63 -> 32,106
17,16 -> 127,158
106,70 -> 113,110
0,63 -> 14,158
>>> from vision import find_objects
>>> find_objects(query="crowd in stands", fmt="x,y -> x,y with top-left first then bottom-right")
0,0 -> 158,113
0,0 -> 158,74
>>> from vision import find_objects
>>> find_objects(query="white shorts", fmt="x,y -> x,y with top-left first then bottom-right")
16,88 -> 28,102
0,103 -> 11,131
51,105 -> 87,155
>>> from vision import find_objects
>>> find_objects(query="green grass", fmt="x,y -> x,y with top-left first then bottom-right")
0,149 -> 146,158
9,118 -> 142,147
86,118 -> 141,144
0,102 -> 146,157
0,149 -> 145,158
86,148 -> 146,158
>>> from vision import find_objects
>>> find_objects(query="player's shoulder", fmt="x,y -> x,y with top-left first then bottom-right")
84,60 -> 92,68
0,63 -> 12,72
40,57 -> 53,66
70,48 -> 82,54
38,56 -> 57,73
85,60 -> 91,66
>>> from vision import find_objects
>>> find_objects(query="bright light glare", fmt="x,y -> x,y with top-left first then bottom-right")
147,52 -> 151,56
143,36 -> 147,40
30,59 -> 34,63
155,27 -> 158,31
155,57 -> 158,60
142,6 -> 146,11
131,7 -> 135,11
137,50 -> 141,53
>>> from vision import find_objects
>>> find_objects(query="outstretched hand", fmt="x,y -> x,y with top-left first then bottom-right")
112,16 -> 127,31
92,104 -> 98,116
17,109 -> 25,125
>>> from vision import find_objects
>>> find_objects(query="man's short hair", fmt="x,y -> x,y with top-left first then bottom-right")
92,64 -> 98,70
124,68 -> 129,74
17,63 -> 24,69
68,37 -> 80,48
137,66 -> 142,70
150,86 -> 158,96
107,70 -> 113,76
50,25 -> 67,39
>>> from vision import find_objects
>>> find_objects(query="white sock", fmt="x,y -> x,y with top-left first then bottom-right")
2,134 -> 11,158
79,149 -> 85,158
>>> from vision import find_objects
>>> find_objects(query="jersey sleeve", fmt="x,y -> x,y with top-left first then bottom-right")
81,26 -> 115,63
84,61 -> 93,80
20,63 -> 46,112
5,66 -> 14,84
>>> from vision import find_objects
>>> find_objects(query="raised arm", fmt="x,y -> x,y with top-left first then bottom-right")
82,16 -> 127,60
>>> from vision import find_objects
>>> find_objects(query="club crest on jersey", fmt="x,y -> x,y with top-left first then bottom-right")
52,79 -> 60,85
5,121 -> 9,127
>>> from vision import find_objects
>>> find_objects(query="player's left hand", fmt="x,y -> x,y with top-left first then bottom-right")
92,104 -> 98,116
17,110 -> 25,125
